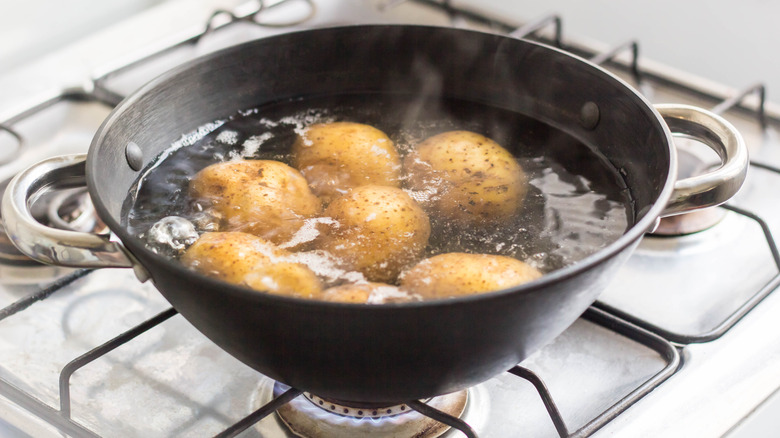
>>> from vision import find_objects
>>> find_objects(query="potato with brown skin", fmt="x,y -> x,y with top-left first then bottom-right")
321,282 -> 417,304
292,122 -> 401,203
189,160 -> 321,247
403,130 -> 527,226
314,185 -> 431,283
181,231 -> 322,299
400,252 -> 542,299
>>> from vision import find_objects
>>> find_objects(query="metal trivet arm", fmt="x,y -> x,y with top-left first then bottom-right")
509,14 -> 563,48
408,0 -> 779,124
711,83 -> 767,127
407,399 -> 478,438
590,40 -> 642,84
0,296 -> 178,438
92,0 -> 314,105
211,389 -> 478,438
595,201 -> 780,344
0,0 -> 310,120
509,307 -> 680,438
0,124 -> 24,166
672,204 -> 780,342
59,307 -> 178,418
0,269 -> 92,322
508,366 -> 569,437
590,87 -> 775,343
213,387 -> 303,438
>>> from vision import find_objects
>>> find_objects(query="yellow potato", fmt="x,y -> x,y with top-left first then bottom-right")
400,252 -> 542,299
314,185 -> 430,283
403,130 -> 527,226
320,282 -> 416,304
292,122 -> 401,203
181,231 -> 322,299
190,160 -> 321,247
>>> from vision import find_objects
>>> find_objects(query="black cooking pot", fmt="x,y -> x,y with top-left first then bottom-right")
2,25 -> 747,404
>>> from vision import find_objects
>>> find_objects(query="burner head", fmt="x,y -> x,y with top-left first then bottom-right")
273,382 -> 468,438
651,207 -> 726,236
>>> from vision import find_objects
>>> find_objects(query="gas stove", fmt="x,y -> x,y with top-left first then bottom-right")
1,1 -> 780,437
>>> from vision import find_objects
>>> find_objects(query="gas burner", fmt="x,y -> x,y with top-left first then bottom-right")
273,382 -> 469,438
651,208 -> 726,236
302,393 -> 423,418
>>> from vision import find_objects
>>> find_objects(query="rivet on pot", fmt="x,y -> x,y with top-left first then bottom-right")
580,101 -> 600,130
125,142 -> 144,171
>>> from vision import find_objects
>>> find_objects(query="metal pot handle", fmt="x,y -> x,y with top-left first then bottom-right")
656,103 -> 748,217
1,153 -> 149,280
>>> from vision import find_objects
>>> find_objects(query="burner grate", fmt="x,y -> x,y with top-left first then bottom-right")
0,0 -> 777,436
593,83 -> 778,343
597,201 -> 780,344
204,307 -> 678,438
0,276 -> 678,438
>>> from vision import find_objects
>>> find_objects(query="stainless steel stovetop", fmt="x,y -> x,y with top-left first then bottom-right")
1,1 -> 780,437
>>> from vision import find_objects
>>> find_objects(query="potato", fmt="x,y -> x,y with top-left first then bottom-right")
189,160 -> 321,247
314,185 -> 430,283
400,252 -> 542,299
181,231 -> 322,299
403,130 -> 527,226
292,122 -> 401,203
320,282 -> 417,304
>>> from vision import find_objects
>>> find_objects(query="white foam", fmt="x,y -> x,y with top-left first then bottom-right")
134,120 -> 225,194
287,250 -> 367,285
238,132 -> 273,158
366,285 -> 419,304
404,186 -> 439,204
278,217 -> 338,250
215,130 -> 239,145
370,144 -> 391,158
258,117 -> 279,127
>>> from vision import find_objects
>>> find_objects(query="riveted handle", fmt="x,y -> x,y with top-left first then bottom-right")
656,104 -> 748,217
1,154 -> 148,280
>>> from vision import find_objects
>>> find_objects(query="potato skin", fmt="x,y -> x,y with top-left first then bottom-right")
320,282 -> 415,304
403,130 -> 527,226
189,160 -> 321,247
314,185 -> 431,283
400,252 -> 542,299
181,231 -> 322,299
292,122 -> 401,203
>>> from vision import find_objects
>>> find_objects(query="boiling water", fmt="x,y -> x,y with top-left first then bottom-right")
124,94 -> 632,280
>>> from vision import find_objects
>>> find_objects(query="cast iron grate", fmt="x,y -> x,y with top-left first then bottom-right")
209,307 -> 678,438
4,296 -> 674,438
0,0 -> 777,436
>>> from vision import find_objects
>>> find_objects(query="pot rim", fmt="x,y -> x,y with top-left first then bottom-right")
88,23 -> 676,309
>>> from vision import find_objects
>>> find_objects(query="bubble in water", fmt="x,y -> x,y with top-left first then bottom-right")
189,209 -> 221,232
146,216 -> 199,256
127,94 -> 632,288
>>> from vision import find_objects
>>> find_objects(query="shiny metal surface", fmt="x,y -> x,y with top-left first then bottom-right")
274,386 -> 467,437
1,154 -> 138,271
656,104 -> 749,216
0,0 -> 779,437
0,270 -> 674,437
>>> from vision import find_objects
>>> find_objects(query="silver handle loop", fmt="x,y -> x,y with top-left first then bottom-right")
1,154 -> 148,280
1,106 -> 747,277
656,104 -> 748,217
